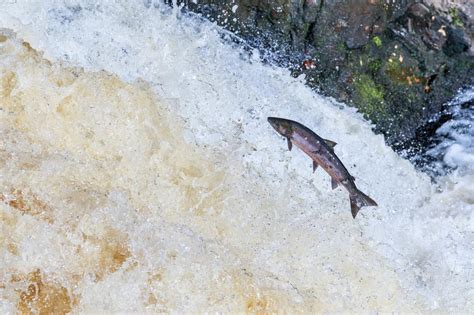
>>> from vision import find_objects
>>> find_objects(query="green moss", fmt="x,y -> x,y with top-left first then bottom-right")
372,36 -> 382,47
368,58 -> 383,73
385,59 -> 402,73
449,7 -> 463,27
354,74 -> 385,117
336,41 -> 347,53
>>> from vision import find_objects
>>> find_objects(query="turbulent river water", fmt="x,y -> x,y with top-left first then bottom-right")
423,87 -> 474,176
0,1 -> 472,312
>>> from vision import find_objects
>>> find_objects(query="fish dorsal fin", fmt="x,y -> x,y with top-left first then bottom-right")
324,139 -> 337,149
287,138 -> 293,151
313,161 -> 319,173
331,178 -> 338,190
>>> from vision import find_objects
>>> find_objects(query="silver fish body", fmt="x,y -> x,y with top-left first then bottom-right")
268,117 -> 377,218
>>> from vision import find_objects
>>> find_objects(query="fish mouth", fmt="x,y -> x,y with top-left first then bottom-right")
267,117 -> 292,137
267,117 -> 282,133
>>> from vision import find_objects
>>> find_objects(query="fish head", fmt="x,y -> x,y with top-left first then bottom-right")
267,117 -> 293,138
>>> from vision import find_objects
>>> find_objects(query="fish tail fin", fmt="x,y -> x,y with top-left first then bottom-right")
349,190 -> 378,219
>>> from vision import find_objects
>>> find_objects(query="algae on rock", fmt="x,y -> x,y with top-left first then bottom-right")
178,0 -> 474,152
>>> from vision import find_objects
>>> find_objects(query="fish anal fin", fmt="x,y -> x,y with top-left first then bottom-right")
313,161 -> 319,173
287,138 -> 293,151
331,178 -> 338,190
324,139 -> 337,149
350,195 -> 359,219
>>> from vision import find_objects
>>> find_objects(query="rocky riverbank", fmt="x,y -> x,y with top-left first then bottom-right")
178,0 -> 473,152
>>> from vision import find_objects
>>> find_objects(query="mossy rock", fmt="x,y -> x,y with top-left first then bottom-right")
353,74 -> 386,120
176,0 -> 473,151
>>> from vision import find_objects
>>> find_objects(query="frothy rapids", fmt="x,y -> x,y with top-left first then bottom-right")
0,1 -> 472,312
427,87 -> 474,176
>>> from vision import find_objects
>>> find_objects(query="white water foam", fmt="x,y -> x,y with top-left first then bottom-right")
0,0 -> 472,311
428,87 -> 474,174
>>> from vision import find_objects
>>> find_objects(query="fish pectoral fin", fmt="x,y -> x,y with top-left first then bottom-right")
312,161 -> 319,173
287,138 -> 293,151
324,139 -> 337,149
351,175 -> 356,181
331,178 -> 338,190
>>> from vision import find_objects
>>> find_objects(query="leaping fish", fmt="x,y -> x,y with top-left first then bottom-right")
268,117 -> 377,218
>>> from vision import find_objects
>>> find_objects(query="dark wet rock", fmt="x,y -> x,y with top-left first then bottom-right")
444,26 -> 471,55
408,3 -> 431,18
175,0 -> 474,150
